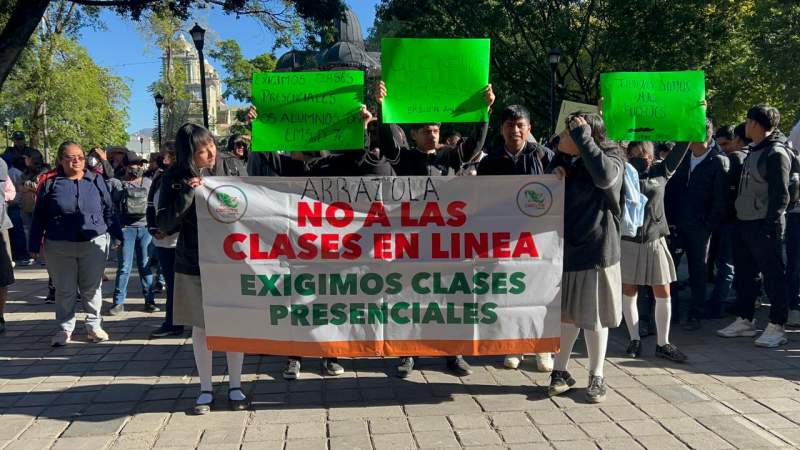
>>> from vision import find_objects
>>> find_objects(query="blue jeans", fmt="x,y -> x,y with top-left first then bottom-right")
7,205 -> 28,260
156,246 -> 181,330
113,227 -> 155,305
786,213 -> 800,310
709,223 -> 735,312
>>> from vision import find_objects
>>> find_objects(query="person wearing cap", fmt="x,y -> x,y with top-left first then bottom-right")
3,131 -> 39,172
108,150 -> 156,315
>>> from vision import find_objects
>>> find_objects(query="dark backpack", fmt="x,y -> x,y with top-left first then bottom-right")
120,181 -> 148,221
757,142 -> 800,205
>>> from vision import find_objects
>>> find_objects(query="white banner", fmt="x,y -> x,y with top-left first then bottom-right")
196,175 -> 563,357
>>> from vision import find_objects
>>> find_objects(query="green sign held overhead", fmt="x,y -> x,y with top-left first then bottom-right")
600,71 -> 706,142
251,70 -> 365,152
381,38 -> 490,124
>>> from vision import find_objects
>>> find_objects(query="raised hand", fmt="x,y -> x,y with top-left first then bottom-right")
484,84 -> 495,109
375,81 -> 387,105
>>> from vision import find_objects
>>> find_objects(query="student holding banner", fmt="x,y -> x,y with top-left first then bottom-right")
157,124 -> 249,414
375,80 -> 495,378
548,112 -> 624,403
474,104 -> 556,373
246,103 -> 392,379
620,141 -> 690,362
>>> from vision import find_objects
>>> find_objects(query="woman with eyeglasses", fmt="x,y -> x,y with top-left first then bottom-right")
28,141 -> 123,347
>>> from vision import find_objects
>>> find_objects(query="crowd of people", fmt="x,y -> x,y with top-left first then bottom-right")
1,79 -> 799,413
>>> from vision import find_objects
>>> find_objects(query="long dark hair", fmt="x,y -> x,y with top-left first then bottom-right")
174,123 -> 214,178
567,111 -> 622,159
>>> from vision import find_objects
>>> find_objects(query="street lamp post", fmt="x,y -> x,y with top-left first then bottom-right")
548,48 -> 561,137
139,136 -> 144,154
154,92 -> 164,150
190,23 -> 209,129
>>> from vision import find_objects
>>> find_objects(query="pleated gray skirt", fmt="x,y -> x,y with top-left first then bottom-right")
561,263 -> 622,331
173,273 -> 205,328
620,237 -> 677,286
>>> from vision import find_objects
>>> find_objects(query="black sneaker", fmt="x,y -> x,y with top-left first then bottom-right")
108,304 -> 125,316
0,317 -> 5,334
144,303 -> 161,313
655,344 -> 688,363
323,358 -> 344,376
446,355 -> 472,376
397,357 -> 414,378
45,293 -> 55,304
682,317 -> 701,331
150,325 -> 184,338
547,370 -> 576,397
283,358 -> 300,380
625,339 -> 641,358
586,375 -> 606,403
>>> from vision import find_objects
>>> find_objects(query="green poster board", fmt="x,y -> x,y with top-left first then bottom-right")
600,71 -> 706,142
251,70 -> 364,152
381,38 -> 490,124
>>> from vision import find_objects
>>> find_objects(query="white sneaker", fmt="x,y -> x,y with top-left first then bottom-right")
87,328 -> 109,343
716,317 -> 757,338
51,331 -> 72,347
533,353 -> 554,372
754,323 -> 788,348
786,310 -> 800,327
504,355 -> 523,369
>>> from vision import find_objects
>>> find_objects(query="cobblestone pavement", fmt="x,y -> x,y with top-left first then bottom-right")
1,265 -> 799,450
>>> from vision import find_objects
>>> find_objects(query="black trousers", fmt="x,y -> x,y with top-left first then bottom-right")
670,227 -> 711,321
732,220 -> 788,325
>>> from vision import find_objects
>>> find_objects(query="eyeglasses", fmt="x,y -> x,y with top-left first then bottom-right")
234,143 -> 248,149
62,155 -> 85,162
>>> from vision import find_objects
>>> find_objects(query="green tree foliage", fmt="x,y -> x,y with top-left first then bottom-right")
0,1 -> 128,161
372,0 -> 800,135
209,40 -> 277,102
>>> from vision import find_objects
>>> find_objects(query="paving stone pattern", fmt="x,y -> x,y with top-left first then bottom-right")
1,266 -> 799,449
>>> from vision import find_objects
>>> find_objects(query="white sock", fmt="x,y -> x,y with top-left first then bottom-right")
655,297 -> 671,346
584,328 -> 608,377
554,323 -> 580,372
622,293 -> 640,340
226,352 -> 245,399
191,326 -> 213,401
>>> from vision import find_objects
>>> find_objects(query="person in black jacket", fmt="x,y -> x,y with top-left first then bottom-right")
707,124 -> 752,317
718,106 -> 791,348
374,80 -> 495,379
157,124 -> 249,414
474,104 -> 555,373
216,134 -> 249,177
148,145 -> 183,338
477,105 -> 554,177
664,119 -> 729,330
375,81 -> 493,177
620,141 -> 690,363
547,112 -> 624,404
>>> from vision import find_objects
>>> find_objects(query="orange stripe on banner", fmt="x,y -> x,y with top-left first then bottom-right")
205,337 -> 560,357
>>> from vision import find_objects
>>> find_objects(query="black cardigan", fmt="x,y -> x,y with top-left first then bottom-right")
553,126 -> 625,272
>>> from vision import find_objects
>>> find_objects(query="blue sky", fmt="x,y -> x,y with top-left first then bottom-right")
79,2 -> 378,134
